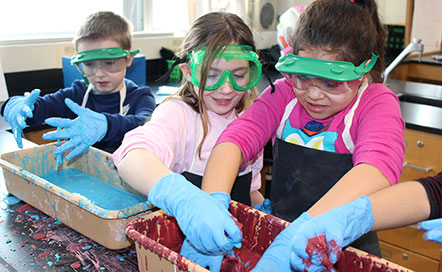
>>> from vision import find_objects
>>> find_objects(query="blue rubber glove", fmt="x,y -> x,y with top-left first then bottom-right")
3,89 -> 40,148
254,198 -> 273,214
148,173 -> 242,254
252,212 -> 313,272
180,240 -> 226,271
290,196 -> 374,272
42,98 -> 107,162
180,192 -> 233,272
419,218 -> 442,243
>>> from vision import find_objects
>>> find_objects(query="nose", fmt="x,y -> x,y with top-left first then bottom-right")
217,82 -> 234,94
306,84 -> 326,100
94,66 -> 106,77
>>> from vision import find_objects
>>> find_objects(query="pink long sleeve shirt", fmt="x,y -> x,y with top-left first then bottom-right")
113,99 -> 263,192
216,78 -> 405,184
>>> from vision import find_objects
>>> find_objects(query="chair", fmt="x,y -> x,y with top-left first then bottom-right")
62,55 -> 147,88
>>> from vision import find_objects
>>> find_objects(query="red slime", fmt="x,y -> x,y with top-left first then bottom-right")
336,250 -> 407,272
127,202 -> 408,272
303,234 -> 334,271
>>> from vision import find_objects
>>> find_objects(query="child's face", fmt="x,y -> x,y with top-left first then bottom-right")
181,57 -> 248,117
77,39 -> 132,94
201,58 -> 248,117
293,49 -> 360,120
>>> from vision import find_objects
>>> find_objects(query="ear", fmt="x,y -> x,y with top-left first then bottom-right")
126,54 -> 136,67
365,59 -> 371,67
179,63 -> 192,81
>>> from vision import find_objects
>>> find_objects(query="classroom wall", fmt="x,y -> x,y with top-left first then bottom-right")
278,0 -> 406,25
0,0 -> 406,74
0,35 -> 184,74
0,0 -> 407,76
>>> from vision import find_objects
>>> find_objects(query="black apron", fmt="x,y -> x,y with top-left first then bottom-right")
182,171 -> 252,206
270,138 -> 381,257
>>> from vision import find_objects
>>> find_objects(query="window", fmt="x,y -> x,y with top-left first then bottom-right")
147,0 -> 189,33
0,0 -> 189,43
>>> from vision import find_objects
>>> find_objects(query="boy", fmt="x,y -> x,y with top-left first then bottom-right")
1,11 -> 156,161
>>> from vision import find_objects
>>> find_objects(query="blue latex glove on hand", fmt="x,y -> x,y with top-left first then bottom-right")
419,218 -> 442,243
148,173 -> 242,254
254,198 -> 273,214
290,196 -> 374,272
42,98 -> 107,162
180,192 -> 233,272
3,89 -> 40,148
252,212 -> 313,272
180,239 -> 226,271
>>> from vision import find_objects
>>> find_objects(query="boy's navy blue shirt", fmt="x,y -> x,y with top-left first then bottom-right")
1,79 -> 156,153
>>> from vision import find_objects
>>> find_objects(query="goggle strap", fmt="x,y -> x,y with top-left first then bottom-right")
156,57 -> 187,84
355,53 -> 378,75
130,49 -> 141,55
72,63 -> 90,86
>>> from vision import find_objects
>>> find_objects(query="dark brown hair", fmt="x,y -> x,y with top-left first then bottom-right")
167,11 -> 258,158
73,11 -> 133,51
290,0 -> 386,83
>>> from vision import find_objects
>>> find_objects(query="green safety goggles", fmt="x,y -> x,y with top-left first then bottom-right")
71,47 -> 140,77
187,44 -> 262,91
71,47 -> 140,64
276,53 -> 378,81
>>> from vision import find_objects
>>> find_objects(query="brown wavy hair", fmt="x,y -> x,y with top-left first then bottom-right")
290,0 -> 386,83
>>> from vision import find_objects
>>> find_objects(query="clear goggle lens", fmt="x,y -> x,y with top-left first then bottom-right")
193,58 -> 261,91
188,44 -> 262,91
283,73 -> 363,95
75,58 -> 128,76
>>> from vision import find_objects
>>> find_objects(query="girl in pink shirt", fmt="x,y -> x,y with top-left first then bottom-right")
202,0 -> 405,269
112,12 -> 264,271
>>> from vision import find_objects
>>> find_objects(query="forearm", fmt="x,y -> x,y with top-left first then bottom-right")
370,181 -> 430,231
116,148 -> 172,195
250,190 -> 265,207
307,163 -> 390,217
202,142 -> 243,194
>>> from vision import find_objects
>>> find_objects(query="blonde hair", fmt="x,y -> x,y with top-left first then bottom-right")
166,11 -> 258,158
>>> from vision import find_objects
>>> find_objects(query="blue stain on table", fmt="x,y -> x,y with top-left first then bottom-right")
40,169 -> 145,210
0,202 -> 139,271
2,195 -> 22,205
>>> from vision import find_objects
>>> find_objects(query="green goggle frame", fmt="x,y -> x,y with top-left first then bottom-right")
71,47 -> 140,64
187,44 -> 262,91
276,53 -> 378,81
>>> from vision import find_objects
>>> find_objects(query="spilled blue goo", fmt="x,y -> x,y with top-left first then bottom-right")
41,169 -> 145,210
3,195 -> 22,205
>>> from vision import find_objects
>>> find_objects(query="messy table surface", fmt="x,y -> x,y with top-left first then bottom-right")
0,116 -> 139,272
0,200 -> 138,271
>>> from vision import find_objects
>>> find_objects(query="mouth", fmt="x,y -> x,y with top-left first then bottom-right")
212,97 -> 233,106
306,102 -> 327,113
96,81 -> 110,87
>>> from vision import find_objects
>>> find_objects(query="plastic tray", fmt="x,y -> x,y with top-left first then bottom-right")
0,143 -> 153,249
126,201 -> 413,271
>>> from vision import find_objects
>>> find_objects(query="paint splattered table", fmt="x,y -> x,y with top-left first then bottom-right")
0,197 -> 139,272
0,124 -> 139,272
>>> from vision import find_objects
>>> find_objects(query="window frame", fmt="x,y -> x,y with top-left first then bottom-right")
0,0 -> 188,46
